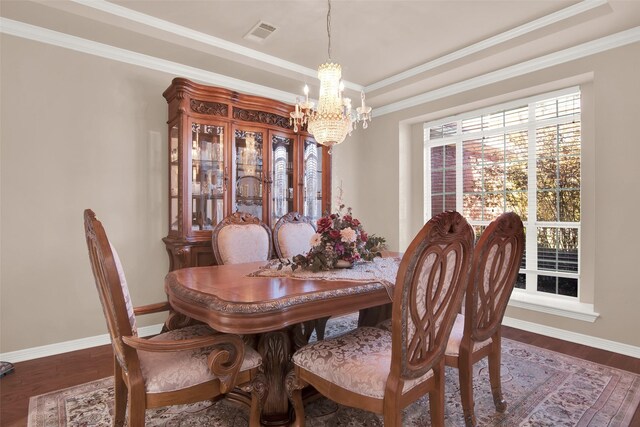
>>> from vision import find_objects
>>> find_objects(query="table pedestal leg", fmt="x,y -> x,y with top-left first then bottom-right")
162,310 -> 204,332
255,321 -> 314,426
358,303 -> 392,327
257,330 -> 293,426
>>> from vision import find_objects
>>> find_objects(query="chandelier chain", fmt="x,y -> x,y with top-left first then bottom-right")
327,0 -> 332,60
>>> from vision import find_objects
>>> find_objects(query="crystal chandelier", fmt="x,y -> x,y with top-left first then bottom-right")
290,0 -> 371,151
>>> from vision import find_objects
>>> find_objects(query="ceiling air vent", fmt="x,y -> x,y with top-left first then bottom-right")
244,21 -> 277,43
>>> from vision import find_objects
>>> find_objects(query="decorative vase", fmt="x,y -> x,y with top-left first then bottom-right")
334,259 -> 353,269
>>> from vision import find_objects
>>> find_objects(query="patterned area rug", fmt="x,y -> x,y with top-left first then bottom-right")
28,314 -> 640,426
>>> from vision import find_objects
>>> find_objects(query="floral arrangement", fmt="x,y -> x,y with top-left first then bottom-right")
281,204 -> 386,272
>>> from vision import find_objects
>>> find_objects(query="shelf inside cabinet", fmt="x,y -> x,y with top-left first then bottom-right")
192,194 -> 225,199
193,159 -> 223,165
237,196 -> 263,201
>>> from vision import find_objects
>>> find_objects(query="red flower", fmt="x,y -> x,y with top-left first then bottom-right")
329,229 -> 341,239
317,217 -> 333,233
361,231 -> 368,242
345,253 -> 361,262
351,218 -> 361,226
343,215 -> 353,223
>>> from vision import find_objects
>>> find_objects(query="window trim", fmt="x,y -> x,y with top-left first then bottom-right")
423,86 -> 597,319
509,290 -> 599,322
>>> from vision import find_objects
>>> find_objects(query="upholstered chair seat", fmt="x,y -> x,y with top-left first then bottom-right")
293,327 -> 433,399
375,318 -> 392,332
444,212 -> 525,427
213,212 -> 272,265
273,212 -> 332,340
139,324 -> 262,394
444,314 -> 492,357
286,211 -> 475,427
84,209 -> 266,427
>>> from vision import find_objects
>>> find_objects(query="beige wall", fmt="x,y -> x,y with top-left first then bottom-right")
1,33 -> 639,354
350,43 -> 640,347
1,35 -> 171,352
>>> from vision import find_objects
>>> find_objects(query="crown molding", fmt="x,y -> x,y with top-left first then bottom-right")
2,317 -> 637,362
69,0 -> 605,94
0,17 -> 298,104
365,0 -> 608,93
373,26 -> 640,117
1,18 -> 638,120
69,0 -> 315,79
68,0 -> 364,92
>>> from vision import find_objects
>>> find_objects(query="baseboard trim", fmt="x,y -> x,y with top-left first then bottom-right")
2,319 -> 639,363
0,324 -> 163,364
503,316 -> 640,358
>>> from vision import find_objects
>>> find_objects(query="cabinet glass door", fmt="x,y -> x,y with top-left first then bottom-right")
270,133 -> 295,225
303,138 -> 323,221
169,124 -> 180,231
234,129 -> 264,221
191,123 -> 225,231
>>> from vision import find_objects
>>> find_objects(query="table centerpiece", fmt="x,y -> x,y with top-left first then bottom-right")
281,205 -> 386,272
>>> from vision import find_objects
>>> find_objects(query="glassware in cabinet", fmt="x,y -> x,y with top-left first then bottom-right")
163,78 -> 331,270
270,133 -> 296,225
303,137 -> 324,221
169,124 -> 180,231
191,122 -> 225,231
233,128 -> 264,221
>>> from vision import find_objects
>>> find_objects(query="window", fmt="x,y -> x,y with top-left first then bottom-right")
425,88 -> 581,299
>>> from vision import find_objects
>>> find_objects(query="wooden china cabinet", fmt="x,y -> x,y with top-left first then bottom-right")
162,78 -> 331,271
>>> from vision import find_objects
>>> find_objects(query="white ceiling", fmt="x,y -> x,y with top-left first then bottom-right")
1,0 -> 639,108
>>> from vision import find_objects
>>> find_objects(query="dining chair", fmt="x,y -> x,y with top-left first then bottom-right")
272,211 -> 331,340
286,211 -> 474,426
212,211 -> 272,265
272,211 -> 316,260
444,212 -> 524,427
84,209 -> 266,427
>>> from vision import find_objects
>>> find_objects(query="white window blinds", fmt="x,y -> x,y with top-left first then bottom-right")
424,88 -> 581,298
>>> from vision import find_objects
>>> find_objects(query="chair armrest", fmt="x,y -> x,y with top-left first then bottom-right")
122,333 -> 245,393
122,334 -> 224,352
133,301 -> 171,316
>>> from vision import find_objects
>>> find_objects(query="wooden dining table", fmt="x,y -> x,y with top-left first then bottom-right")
164,255 -> 398,426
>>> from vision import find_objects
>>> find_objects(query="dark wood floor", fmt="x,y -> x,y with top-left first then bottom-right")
1,326 -> 639,427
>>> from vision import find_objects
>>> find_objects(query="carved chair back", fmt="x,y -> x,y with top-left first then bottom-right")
85,209 -> 265,426
212,212 -> 273,265
84,209 -> 140,374
390,211 -> 474,382
272,212 -> 316,259
465,212 -> 524,343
